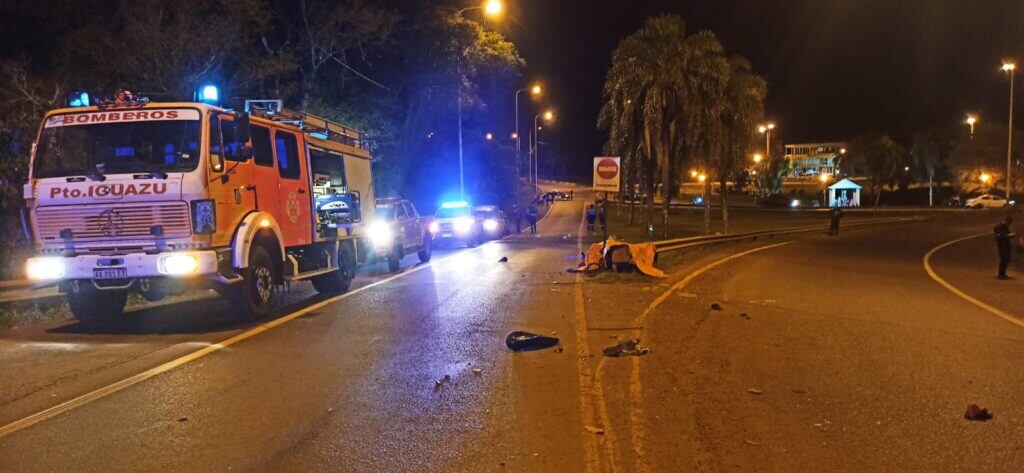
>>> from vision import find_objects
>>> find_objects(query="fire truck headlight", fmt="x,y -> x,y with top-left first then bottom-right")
158,253 -> 200,275
26,257 -> 66,281
483,219 -> 499,231
453,217 -> 474,233
429,221 -> 440,234
368,221 -> 393,247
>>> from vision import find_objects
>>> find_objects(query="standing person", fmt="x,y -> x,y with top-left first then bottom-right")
597,201 -> 607,231
527,204 -> 539,234
513,206 -> 522,233
569,189 -> 574,200
586,204 -> 597,231
828,207 -> 844,236
995,216 -> 1015,280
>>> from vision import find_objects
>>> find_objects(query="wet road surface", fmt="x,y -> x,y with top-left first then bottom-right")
2,193 -> 1023,472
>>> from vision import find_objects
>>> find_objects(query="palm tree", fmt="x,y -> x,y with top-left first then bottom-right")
714,56 -> 766,233
677,31 -> 730,235
599,15 -> 688,237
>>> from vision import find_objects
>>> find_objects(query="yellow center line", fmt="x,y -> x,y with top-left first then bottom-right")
572,199 -> 616,472
923,233 -> 1024,328
593,240 -> 793,473
0,238 -> 507,440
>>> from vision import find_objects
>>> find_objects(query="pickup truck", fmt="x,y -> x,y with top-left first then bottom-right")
369,198 -> 432,271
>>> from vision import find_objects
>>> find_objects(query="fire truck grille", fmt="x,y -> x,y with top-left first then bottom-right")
36,202 -> 192,242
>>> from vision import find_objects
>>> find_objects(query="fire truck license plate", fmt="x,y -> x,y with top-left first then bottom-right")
93,268 -> 128,279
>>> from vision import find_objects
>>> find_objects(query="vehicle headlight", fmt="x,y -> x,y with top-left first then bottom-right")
483,219 -> 499,231
429,221 -> 440,233
368,221 -> 393,246
158,253 -> 199,275
453,217 -> 474,233
26,257 -> 66,280
790,199 -> 800,208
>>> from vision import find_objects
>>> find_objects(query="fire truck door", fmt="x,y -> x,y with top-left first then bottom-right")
250,124 -> 281,221
272,130 -> 312,247
208,114 -> 256,247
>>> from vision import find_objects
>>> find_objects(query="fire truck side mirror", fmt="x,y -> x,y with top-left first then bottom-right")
234,112 -> 252,144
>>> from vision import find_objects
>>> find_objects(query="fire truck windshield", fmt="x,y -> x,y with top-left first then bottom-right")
34,118 -> 201,178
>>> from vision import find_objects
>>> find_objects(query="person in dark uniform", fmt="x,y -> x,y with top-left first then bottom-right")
527,205 -> 539,234
995,216 -> 1015,280
828,207 -> 844,236
586,204 -> 597,230
597,201 -> 607,231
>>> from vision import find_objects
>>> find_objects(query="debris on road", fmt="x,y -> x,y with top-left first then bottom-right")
584,425 -> 605,435
177,417 -> 188,423
473,368 -> 482,376
570,239 -> 667,277
739,313 -> 750,319
964,404 -> 993,421
710,303 -> 723,311
602,339 -> 649,357
554,347 -> 564,353
746,388 -> 764,395
498,256 -> 508,263
505,331 -> 560,351
434,374 -> 451,392
744,440 -> 763,447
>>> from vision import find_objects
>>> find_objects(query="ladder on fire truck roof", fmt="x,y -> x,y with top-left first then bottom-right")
244,99 -> 367,150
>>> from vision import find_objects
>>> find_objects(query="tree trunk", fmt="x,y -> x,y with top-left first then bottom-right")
720,177 -> 730,234
703,178 -> 712,234
661,145 -> 670,240
873,185 -> 882,215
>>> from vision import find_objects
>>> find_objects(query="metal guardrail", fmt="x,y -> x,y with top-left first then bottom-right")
651,216 -> 928,254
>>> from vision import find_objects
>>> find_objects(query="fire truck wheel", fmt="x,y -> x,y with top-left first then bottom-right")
387,240 -> 403,272
68,286 -> 127,331
236,245 -> 276,321
312,244 -> 355,295
417,236 -> 432,263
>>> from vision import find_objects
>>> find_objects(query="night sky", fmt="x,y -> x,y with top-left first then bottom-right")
499,0 -> 1024,175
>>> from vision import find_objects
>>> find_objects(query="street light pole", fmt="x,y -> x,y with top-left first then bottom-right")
1002,62 -> 1016,200
514,84 -> 541,205
453,1 -> 503,199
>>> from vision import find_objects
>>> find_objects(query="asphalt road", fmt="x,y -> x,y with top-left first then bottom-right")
2,189 -> 1023,472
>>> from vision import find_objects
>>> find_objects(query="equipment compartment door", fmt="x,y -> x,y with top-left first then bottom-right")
273,130 -> 312,247
250,124 -> 281,223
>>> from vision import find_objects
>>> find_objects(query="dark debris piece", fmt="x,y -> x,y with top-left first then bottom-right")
602,339 -> 650,357
499,256 -> 509,263
964,404 -> 993,421
505,331 -> 560,351
710,303 -> 723,311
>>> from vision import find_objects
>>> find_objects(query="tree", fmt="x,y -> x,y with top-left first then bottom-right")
712,56 -> 765,233
600,15 -> 690,238
846,132 -> 904,211
910,130 -> 951,205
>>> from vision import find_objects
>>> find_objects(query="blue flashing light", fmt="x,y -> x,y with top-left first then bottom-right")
441,201 -> 470,209
198,84 -> 219,104
69,92 -> 90,108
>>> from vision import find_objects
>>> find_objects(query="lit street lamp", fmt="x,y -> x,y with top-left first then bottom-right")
965,114 -> 978,138
758,122 -> 776,176
453,0 -> 503,198
1002,61 -> 1016,200
531,110 -> 554,194
753,153 -> 763,163
514,83 -> 541,204
485,132 -> 493,140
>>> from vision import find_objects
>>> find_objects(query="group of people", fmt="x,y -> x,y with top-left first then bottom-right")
512,205 -> 540,234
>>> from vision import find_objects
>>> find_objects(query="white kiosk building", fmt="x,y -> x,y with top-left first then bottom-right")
828,179 -> 862,207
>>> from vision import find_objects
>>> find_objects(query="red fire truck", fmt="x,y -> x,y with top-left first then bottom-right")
22,91 -> 378,328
